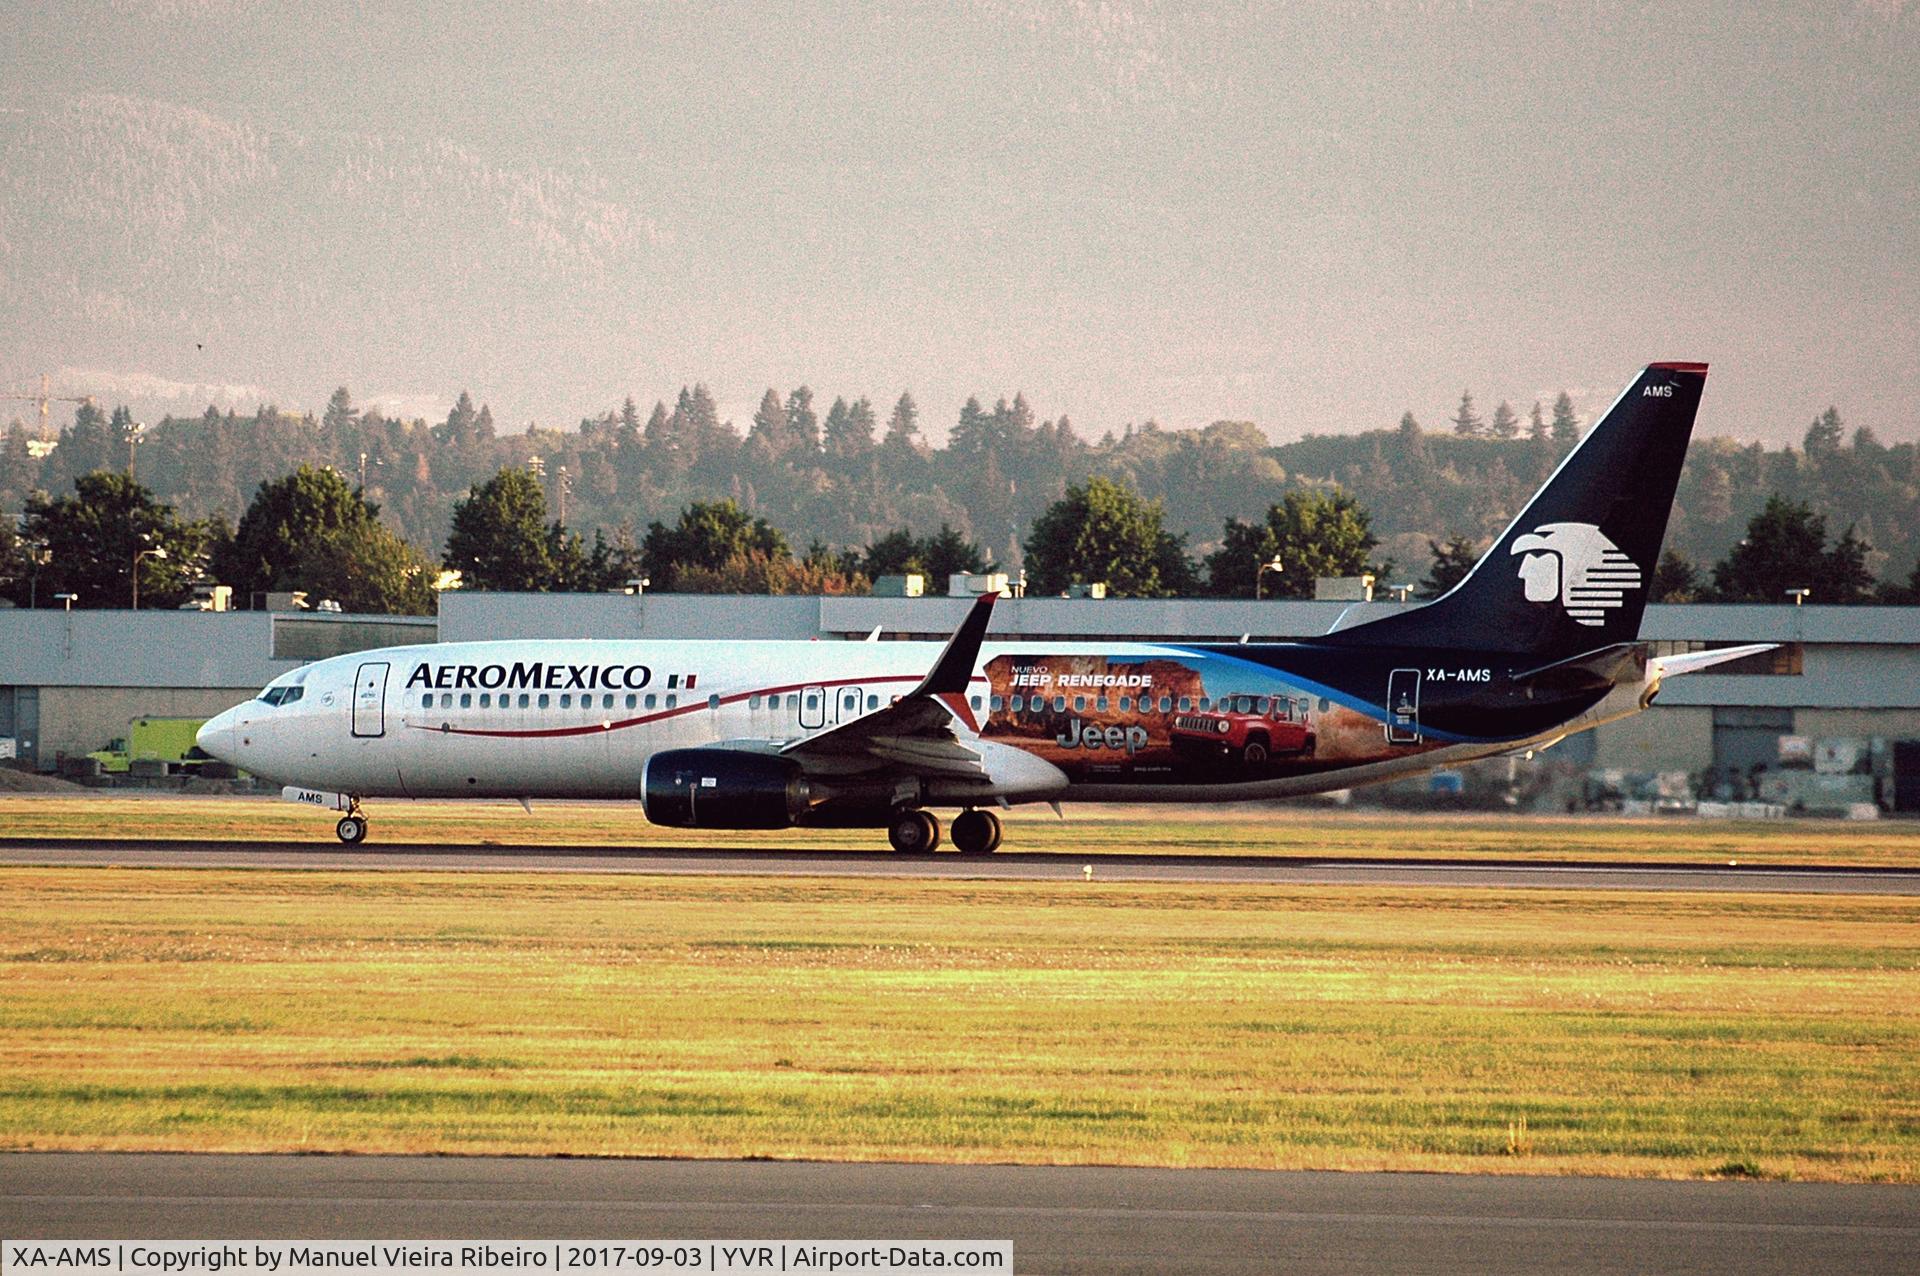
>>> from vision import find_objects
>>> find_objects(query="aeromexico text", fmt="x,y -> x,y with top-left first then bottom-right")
406,662 -> 653,692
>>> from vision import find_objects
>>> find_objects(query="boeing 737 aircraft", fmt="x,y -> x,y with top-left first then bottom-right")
196,362 -> 1769,852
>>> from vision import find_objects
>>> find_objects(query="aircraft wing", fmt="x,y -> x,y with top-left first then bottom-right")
779,592 -> 997,777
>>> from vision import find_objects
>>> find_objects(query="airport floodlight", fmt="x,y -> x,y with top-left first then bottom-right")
132,546 -> 170,610
1254,555 -> 1285,600
54,592 -> 76,611
1785,588 -> 1810,606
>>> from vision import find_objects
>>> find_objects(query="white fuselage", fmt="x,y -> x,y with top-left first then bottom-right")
197,636 -> 1649,809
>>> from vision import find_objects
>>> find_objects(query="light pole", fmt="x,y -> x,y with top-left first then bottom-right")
127,421 -> 146,483
26,541 -> 49,609
1785,588 -> 1810,606
55,593 -> 77,658
1254,555 -> 1285,601
132,546 -> 168,610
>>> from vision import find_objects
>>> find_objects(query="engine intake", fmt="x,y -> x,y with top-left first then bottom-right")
641,748 -> 812,829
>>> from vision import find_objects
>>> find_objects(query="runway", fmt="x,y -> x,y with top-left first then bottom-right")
2,1154 -> 1914,1276
1,837 -> 1917,892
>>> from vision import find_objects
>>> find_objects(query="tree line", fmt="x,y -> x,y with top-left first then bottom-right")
3,386 -> 1918,610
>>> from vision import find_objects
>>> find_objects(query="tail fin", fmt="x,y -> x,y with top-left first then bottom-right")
1326,362 -> 1708,656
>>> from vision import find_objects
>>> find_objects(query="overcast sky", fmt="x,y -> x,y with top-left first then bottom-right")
4,1 -> 1916,446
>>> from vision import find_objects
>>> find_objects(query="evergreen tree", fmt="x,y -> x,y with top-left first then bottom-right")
1489,400 -> 1519,440
17,471 -> 209,608
1651,548 -> 1700,603
1420,535 -> 1480,598
641,499 -> 790,591
215,464 -> 378,599
748,388 -> 787,456
1527,400 -> 1548,442
296,519 -> 438,614
1023,476 -> 1190,598
1803,406 -> 1844,456
784,386 -> 819,454
1203,489 -> 1381,598
884,392 -> 920,446
323,387 -> 359,434
1708,495 -> 1831,602
445,467 -> 556,591
1450,390 -> 1483,437
1825,524 -> 1877,603
1549,391 -> 1580,445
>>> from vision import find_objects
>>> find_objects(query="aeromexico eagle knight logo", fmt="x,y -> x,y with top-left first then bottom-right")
1510,522 -> 1643,627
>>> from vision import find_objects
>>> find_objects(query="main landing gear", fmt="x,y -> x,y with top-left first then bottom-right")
887,807 -> 1002,854
950,808 -> 1003,855
335,800 -> 369,845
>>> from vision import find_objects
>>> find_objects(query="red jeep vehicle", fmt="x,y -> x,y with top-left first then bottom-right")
1171,694 -> 1316,767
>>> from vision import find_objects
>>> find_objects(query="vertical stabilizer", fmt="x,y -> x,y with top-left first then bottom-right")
1323,362 -> 1708,656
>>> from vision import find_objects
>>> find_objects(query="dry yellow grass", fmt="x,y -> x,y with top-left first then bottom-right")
1,866 -> 1915,1180
2,794 -> 1918,865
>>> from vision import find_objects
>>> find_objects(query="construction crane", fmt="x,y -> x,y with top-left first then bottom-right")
1,373 -> 96,436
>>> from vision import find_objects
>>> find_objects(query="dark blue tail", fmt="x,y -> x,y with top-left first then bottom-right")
1326,362 -> 1707,657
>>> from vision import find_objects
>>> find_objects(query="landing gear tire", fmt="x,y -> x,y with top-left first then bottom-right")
951,808 -> 1002,855
888,809 -> 941,854
336,814 -> 368,845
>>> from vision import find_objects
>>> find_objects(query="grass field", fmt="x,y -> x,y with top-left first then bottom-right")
3,794 -> 1919,865
1,865 -> 1916,1180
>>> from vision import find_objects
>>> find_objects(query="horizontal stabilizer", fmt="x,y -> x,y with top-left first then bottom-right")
1651,643 -> 1778,679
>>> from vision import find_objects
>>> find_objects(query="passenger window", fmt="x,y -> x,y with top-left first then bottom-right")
708,694 -> 721,710
459,693 -> 471,708
559,694 -> 571,708
1096,696 -> 1108,712
645,694 -> 658,709
538,694 -> 550,709
971,696 -> 983,710
1053,696 -> 1066,712
1010,695 -> 1024,712
1180,697 -> 1193,712
1159,697 -> 1172,713
421,694 -> 434,708
867,694 -> 879,710
990,695 -> 1004,712
749,694 -> 761,709
479,694 -> 490,708
627,694 -> 637,709
1198,697 -> 1211,712
1318,698 -> 1331,713
1119,697 -> 1132,711
603,694 -> 614,710
518,693 -> 530,708
666,694 -> 678,709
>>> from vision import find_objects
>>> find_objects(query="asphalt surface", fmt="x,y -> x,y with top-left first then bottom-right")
2,1154 -> 1914,1275
1,837 -> 1917,892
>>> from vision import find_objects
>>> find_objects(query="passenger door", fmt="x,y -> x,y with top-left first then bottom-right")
352,662 -> 390,738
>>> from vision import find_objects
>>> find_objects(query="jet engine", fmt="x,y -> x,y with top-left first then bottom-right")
641,748 -> 813,829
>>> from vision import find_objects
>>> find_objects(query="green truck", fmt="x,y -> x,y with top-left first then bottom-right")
87,717 -> 227,777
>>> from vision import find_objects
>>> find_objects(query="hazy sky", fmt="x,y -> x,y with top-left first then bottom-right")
4,1 -> 1917,445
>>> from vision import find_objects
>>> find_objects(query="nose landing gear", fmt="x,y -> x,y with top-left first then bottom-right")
335,801 -> 368,845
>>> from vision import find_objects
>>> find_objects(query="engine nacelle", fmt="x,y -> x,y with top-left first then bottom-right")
641,748 -> 812,829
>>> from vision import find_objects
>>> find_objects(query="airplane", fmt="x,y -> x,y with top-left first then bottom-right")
196,361 -> 1772,853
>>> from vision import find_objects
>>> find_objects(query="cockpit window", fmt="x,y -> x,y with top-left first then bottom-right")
258,685 -> 305,706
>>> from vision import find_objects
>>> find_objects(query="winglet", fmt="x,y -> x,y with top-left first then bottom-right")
914,592 -> 998,697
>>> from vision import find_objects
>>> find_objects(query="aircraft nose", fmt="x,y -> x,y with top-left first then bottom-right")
196,709 -> 237,763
